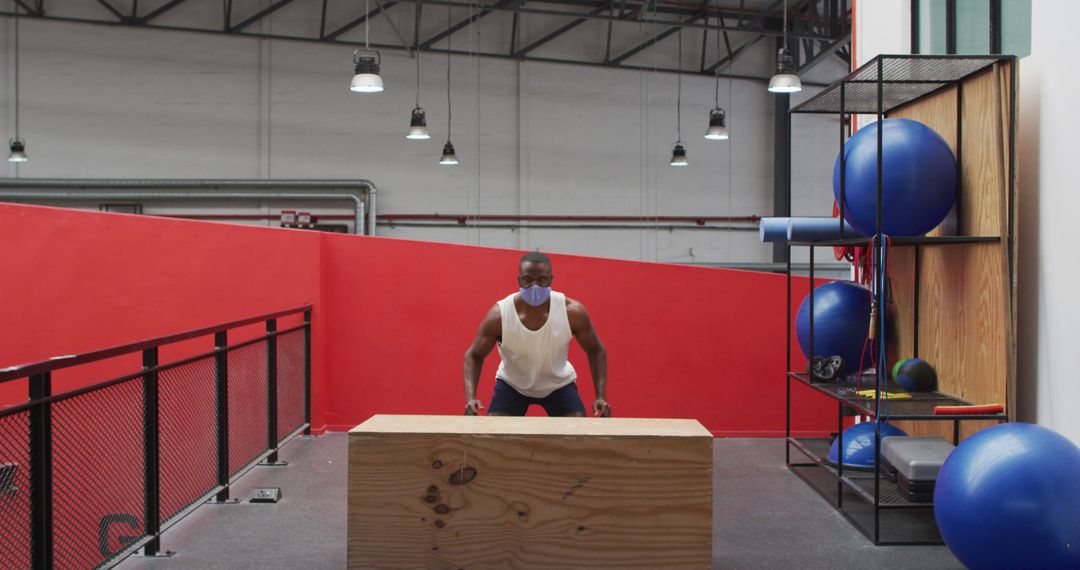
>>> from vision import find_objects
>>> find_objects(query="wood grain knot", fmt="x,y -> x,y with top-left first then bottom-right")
434,520 -> 446,529
434,504 -> 451,515
432,460 -> 443,469
423,494 -> 439,504
449,466 -> 478,485
428,485 -> 439,493
562,477 -> 590,499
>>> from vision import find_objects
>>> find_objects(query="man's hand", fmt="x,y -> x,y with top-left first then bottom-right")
464,399 -> 484,416
592,399 -> 611,417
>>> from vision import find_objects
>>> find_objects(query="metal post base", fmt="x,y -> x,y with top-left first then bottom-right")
257,460 -> 290,467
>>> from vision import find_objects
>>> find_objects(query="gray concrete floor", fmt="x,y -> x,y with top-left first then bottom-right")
117,434 -> 962,570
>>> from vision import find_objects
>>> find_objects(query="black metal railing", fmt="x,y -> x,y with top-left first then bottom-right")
0,305 -> 313,569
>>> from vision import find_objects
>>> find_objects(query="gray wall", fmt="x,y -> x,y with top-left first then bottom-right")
3,2 -> 848,265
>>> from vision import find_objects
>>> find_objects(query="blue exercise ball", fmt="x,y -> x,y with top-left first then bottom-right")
894,357 -> 938,392
796,281 -> 872,374
828,421 -> 907,468
833,118 -> 957,236
934,423 -> 1080,570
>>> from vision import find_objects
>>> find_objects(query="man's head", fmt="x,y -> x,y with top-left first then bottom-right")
518,251 -> 552,289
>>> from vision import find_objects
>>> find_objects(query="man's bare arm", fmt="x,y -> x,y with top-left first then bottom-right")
463,304 -> 501,414
567,299 -> 609,416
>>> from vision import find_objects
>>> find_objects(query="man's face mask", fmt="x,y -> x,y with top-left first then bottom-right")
520,285 -> 551,307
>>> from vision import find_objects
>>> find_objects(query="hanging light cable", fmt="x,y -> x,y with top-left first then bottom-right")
705,16 -> 729,141
439,2 -> 458,165
768,0 -> 802,94
407,0 -> 430,138
351,0 -> 384,93
9,8 -> 27,163
670,28 -> 688,167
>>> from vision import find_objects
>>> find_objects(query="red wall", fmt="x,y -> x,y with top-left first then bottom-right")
0,203 -> 323,421
320,234 -> 834,436
0,202 -> 835,437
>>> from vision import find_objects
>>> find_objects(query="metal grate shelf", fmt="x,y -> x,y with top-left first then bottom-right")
789,373 -> 1007,420
791,55 -> 1011,114
788,437 -> 932,509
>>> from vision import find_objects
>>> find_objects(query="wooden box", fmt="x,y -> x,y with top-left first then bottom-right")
348,415 -> 713,569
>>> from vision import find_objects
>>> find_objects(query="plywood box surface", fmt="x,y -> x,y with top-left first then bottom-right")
348,415 -> 713,569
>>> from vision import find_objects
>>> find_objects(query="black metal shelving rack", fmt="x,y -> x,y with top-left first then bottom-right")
783,55 -> 1015,546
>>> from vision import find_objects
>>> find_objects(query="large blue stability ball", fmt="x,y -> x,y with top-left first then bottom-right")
935,423 -> 1080,570
796,281 -> 872,373
833,118 -> 957,236
828,421 -> 907,468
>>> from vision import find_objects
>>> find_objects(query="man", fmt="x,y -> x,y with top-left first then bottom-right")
464,251 -> 610,417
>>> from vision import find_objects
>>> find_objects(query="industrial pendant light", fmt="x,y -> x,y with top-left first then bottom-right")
8,9 -> 27,163
705,109 -> 728,140
670,142 -> 688,166
408,108 -> 430,139
407,1 -> 431,139
705,22 -> 729,141
8,139 -> 27,163
350,0 -> 384,93
670,28 -> 688,167
768,0 -> 802,94
439,3 -> 458,165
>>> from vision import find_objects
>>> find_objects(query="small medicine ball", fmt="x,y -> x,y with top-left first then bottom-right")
893,358 -> 937,392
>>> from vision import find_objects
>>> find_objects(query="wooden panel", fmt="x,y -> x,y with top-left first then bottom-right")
887,63 -> 1015,439
348,415 -> 713,569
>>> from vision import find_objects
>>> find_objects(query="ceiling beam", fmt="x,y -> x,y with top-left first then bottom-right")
702,31 -> 763,74
419,0 -> 513,50
797,30 -> 849,74
391,0 -> 838,40
94,0 -> 127,21
324,0 -> 398,40
232,0 -> 297,32
608,10 -> 704,66
136,0 -> 191,24
513,4 -> 608,58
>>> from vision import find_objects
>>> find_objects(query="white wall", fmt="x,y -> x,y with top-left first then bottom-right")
1016,0 -> 1080,443
2,2 -> 846,264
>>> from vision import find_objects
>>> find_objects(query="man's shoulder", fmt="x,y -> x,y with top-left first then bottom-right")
563,295 -> 588,316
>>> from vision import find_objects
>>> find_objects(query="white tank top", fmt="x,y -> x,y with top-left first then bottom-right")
494,291 -> 577,398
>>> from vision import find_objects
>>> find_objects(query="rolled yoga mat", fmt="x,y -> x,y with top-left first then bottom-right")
786,217 -> 864,242
759,218 -> 790,242
759,217 -> 865,243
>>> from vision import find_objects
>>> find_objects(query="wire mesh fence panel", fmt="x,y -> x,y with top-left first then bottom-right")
276,330 -> 305,442
52,379 -> 145,570
227,342 -> 268,476
0,408 -> 32,569
158,357 -> 218,524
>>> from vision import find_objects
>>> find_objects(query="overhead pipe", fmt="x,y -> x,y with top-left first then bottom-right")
380,222 -> 759,231
0,179 -> 377,235
379,214 -> 761,225
161,213 -> 761,225
157,213 -> 760,231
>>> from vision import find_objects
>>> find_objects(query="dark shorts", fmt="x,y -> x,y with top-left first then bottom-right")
488,379 -> 587,417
